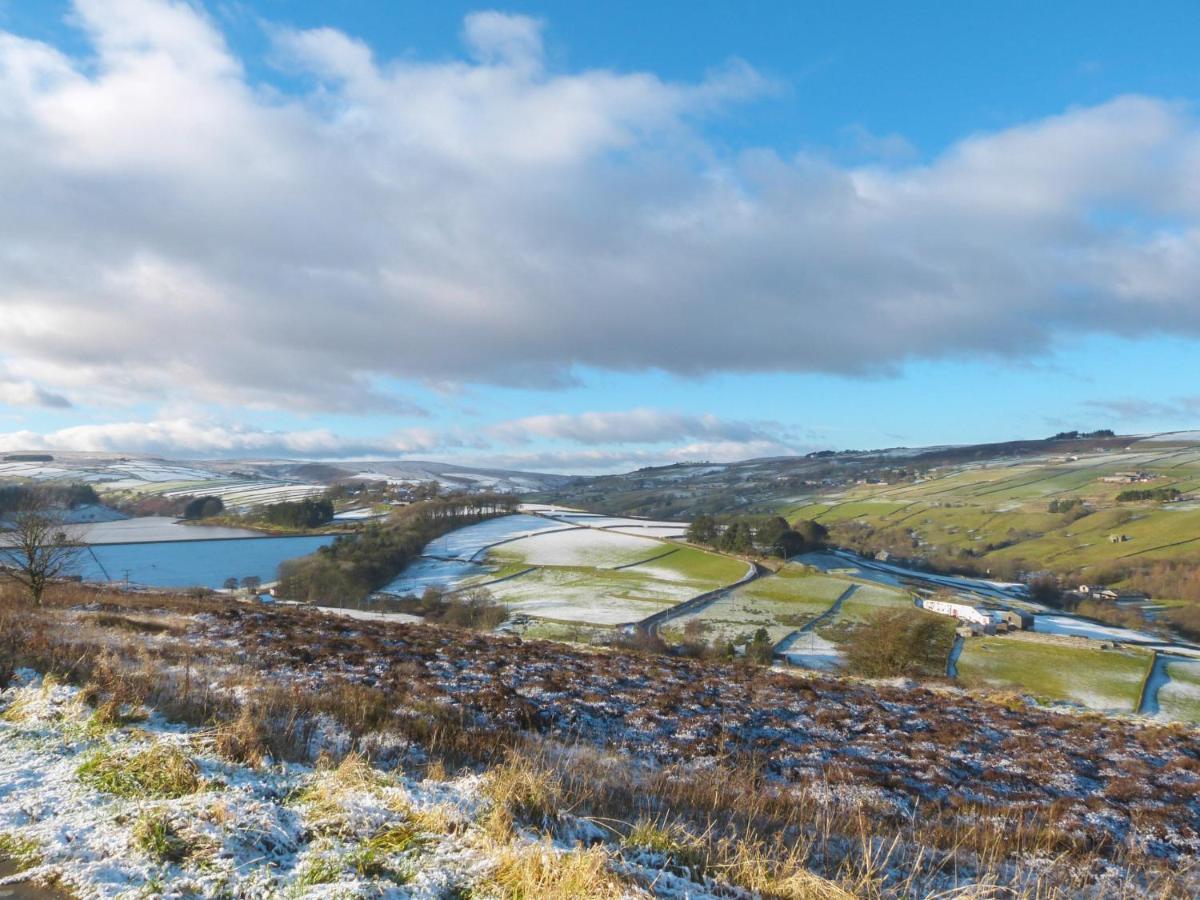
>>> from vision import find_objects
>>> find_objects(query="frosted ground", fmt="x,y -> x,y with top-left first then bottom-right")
0,671 -> 717,899
665,566 -> 846,642
420,514 -> 568,561
482,567 -> 698,624
490,528 -> 665,568
377,515 -> 573,595
1033,614 -> 1159,644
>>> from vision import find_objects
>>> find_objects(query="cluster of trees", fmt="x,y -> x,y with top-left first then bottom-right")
841,608 -> 956,678
1047,498 -> 1091,523
276,493 -> 518,605
1051,429 -> 1115,440
390,585 -> 509,630
1116,487 -> 1181,503
182,495 -> 224,519
0,483 -> 98,514
686,515 -> 827,558
263,498 -> 334,529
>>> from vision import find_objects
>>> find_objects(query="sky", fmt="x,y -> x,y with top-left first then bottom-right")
1,0 -> 1200,472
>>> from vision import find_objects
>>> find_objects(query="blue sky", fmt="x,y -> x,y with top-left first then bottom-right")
0,0 -> 1199,470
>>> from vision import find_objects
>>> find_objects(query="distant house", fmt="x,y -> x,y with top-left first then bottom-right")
1101,471 -> 1155,484
918,598 -> 1030,633
874,550 -> 891,562
996,609 -> 1033,630
1109,534 -> 1130,543
918,597 -> 993,627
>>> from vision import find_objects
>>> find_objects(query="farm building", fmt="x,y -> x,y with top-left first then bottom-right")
917,598 -> 1031,633
918,597 -> 993,626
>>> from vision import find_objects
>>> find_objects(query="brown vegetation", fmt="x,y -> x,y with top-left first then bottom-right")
0,582 -> 1197,896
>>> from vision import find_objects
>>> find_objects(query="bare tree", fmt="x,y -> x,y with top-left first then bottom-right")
0,493 -> 85,605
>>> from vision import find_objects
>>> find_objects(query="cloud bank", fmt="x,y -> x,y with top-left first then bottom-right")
0,409 -> 797,468
1,1 -> 1199,414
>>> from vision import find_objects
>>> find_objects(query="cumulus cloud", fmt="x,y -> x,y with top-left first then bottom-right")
0,418 -> 446,458
0,378 -> 71,408
1,1 -> 1200,415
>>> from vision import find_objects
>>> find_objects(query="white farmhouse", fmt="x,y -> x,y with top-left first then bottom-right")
917,597 -> 993,626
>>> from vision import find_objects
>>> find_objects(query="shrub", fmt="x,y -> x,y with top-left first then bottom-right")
842,608 -> 955,679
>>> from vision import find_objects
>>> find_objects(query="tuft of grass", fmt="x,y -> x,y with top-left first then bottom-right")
0,692 -> 36,723
483,841 -> 638,899
0,831 -> 43,871
365,822 -> 427,856
213,706 -> 269,767
295,853 -> 343,888
292,753 -> 392,834
132,811 -> 189,863
621,818 -> 704,869
718,839 -> 855,900
481,755 -> 562,834
77,742 -> 203,799
84,698 -> 148,738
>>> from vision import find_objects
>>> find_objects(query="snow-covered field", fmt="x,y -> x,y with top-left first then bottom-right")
1033,614 -> 1158,644
491,528 -> 665,568
776,631 -> 843,670
422,515 -> 568,561
379,557 -> 493,597
487,568 -> 693,624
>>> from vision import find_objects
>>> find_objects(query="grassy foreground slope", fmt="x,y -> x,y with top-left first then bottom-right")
2,584 -> 1198,897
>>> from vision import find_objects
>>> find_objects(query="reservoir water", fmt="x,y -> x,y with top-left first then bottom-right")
77,535 -> 335,589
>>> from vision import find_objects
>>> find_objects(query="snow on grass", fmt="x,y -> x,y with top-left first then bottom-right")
667,566 -> 850,646
606,526 -> 689,538
776,631 -> 844,670
379,557 -> 492,597
424,514 -> 567,561
0,672 -> 704,898
491,528 -> 665,569
956,635 -> 1151,712
1032,615 -> 1158,644
487,567 -> 689,624
620,546 -> 747,587
1156,658 -> 1200,723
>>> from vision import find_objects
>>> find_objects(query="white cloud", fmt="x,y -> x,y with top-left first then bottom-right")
0,1 -> 1199,417
486,408 -> 779,444
0,377 -> 71,408
0,418 -> 445,458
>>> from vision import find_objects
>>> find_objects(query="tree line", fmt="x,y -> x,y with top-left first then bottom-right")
275,493 -> 518,605
686,514 -> 828,558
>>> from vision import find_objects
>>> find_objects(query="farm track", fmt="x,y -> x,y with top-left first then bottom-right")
771,584 -> 857,661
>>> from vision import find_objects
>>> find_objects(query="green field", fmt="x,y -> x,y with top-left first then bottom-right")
780,445 -> 1200,577
956,635 -> 1152,712
1156,658 -> 1200,723
622,545 -> 749,584
665,565 -> 851,645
